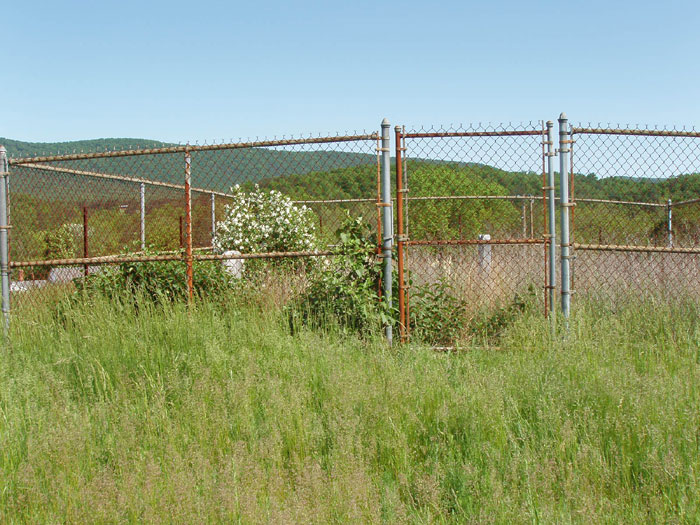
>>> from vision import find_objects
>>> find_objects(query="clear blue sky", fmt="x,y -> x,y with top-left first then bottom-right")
3,0 -> 699,143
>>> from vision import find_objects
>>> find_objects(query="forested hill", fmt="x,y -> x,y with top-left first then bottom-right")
0,138 -> 174,159
1,137 -> 376,193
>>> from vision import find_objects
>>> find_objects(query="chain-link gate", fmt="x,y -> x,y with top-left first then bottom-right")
569,126 -> 700,303
395,123 -> 552,344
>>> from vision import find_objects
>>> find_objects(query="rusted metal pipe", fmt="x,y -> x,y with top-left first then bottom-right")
9,134 -> 381,165
83,206 -> 89,277
406,238 -> 544,246
571,127 -> 700,139
10,250 -> 335,268
574,243 -> 700,254
667,199 -> 673,247
545,121 -> 557,314
402,130 -> 544,139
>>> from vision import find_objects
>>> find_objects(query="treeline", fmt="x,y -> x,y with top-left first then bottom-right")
1,138 -> 174,159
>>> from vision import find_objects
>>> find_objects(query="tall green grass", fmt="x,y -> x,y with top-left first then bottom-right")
1,295 -> 699,522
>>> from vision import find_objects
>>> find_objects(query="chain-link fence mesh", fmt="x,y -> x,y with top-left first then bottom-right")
570,126 -> 700,302
7,134 -> 381,311
5,118 -> 700,340
396,123 -> 551,342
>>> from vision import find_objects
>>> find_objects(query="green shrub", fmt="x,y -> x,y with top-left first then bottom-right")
42,224 -> 78,260
73,248 -> 235,303
289,214 -> 394,336
409,278 -> 470,346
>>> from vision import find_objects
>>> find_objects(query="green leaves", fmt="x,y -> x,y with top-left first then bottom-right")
72,247 -> 235,304
290,213 -> 395,336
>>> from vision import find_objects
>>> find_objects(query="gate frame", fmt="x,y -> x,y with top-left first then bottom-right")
394,125 -> 553,343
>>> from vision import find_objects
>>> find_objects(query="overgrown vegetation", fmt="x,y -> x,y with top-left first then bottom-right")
1,295 -> 698,522
72,248 -> 235,303
289,214 -> 393,335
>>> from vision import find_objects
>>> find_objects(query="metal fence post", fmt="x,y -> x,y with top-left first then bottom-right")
140,182 -> 146,251
558,113 -> 571,317
0,146 -> 9,335
545,121 -> 557,313
83,206 -> 89,277
667,198 -> 673,247
184,152 -> 194,302
380,119 -> 393,344
395,125 -> 407,341
210,193 -> 216,245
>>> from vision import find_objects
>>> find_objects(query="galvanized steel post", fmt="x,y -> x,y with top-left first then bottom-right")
380,119 -> 393,344
184,152 -> 194,302
140,182 -> 146,251
545,121 -> 557,313
558,113 -> 571,317
395,126 -> 407,341
0,146 -> 9,334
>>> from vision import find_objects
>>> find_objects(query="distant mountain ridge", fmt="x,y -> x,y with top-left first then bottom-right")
0,138 -> 175,159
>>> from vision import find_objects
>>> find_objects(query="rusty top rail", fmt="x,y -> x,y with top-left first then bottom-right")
406,238 -> 545,247
571,127 -> 700,139
8,133 -> 380,165
16,162 -> 236,198
401,130 -> 544,139
10,250 -> 335,268
574,243 -> 700,254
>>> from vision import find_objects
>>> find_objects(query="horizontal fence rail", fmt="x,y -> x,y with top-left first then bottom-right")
8,134 -> 381,164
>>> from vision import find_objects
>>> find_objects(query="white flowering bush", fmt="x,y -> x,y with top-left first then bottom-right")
214,185 -> 318,271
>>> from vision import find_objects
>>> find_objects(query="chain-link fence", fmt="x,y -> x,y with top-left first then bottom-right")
569,125 -> 700,303
2,115 -> 700,344
5,133 -> 382,312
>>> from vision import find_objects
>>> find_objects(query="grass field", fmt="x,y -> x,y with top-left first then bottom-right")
1,295 -> 699,523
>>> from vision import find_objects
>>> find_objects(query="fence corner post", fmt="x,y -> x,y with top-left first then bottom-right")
558,113 -> 571,318
0,146 -> 10,336
380,119 -> 393,345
